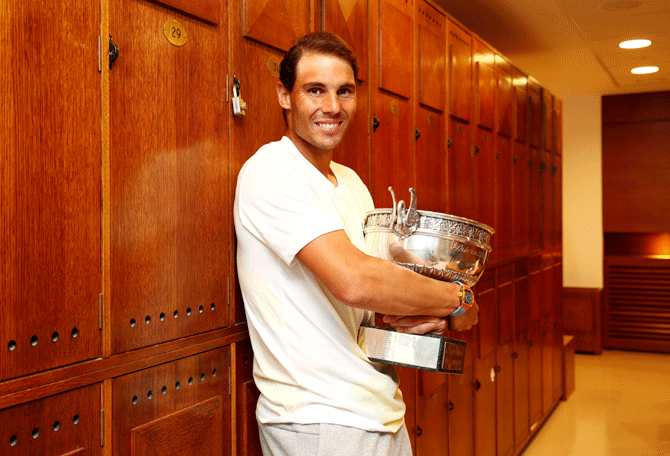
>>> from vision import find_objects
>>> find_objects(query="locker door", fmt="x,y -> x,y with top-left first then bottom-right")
371,0 -> 413,206
109,0 -> 230,354
230,0 -> 312,323
1,0 -> 101,381
112,347 -> 231,456
415,1 -> 446,212
1,384 -> 101,456
322,0 -> 371,186
495,58 -> 514,260
449,367 -> 474,456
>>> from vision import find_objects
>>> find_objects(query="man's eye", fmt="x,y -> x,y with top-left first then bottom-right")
308,88 -> 322,95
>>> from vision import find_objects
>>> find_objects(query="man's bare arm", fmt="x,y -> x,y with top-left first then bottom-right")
296,229 -> 478,331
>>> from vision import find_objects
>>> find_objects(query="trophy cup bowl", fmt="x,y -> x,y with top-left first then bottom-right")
363,188 -> 494,287
358,188 -> 495,374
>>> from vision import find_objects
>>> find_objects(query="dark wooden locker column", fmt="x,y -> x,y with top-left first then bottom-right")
473,271 -> 496,456
1,0 -> 102,382
541,254 -> 555,414
496,265 -> 515,456
553,98 -> 563,253
1,383 -> 101,456
512,68 -> 529,258
527,80 -> 543,254
473,39 -> 496,250
112,347 -> 231,456
541,90 -> 554,250
321,0 -> 372,186
371,0 -> 414,207
513,259 -> 531,452
447,20 -> 474,219
108,0 -> 230,354
527,254 -> 543,431
495,57 -> 514,262
229,0 -> 311,324
414,1 -> 447,212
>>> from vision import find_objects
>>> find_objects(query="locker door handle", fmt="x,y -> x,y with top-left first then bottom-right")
109,34 -> 119,70
475,379 -> 482,391
449,401 -> 454,411
415,128 -> 421,140
416,426 -> 423,437
373,115 -> 380,132
448,138 -> 452,147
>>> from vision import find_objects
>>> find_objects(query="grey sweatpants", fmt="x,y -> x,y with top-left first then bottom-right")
258,421 -> 413,456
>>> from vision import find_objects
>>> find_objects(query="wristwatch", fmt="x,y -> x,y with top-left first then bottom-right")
450,282 -> 474,317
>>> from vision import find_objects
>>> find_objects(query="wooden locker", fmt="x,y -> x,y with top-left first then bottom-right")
236,341 -> 261,456
495,135 -> 514,261
108,0 -> 230,354
414,1 -> 447,212
527,319 -> 543,430
474,128 -> 495,240
1,383 -> 101,456
371,0 -> 413,207
543,89 -> 553,152
1,0 -> 102,382
230,0 -> 311,324
448,21 -> 472,123
474,40 -> 495,132
475,271 -> 496,362
448,119 -> 474,219
496,265 -> 515,456
512,69 -> 529,257
449,366 -> 474,456
397,366 -> 418,455
513,260 -> 530,450
415,375 -> 449,456
474,352 -> 496,456
321,0 -> 371,187
528,81 -> 542,149
542,148 -> 554,249
112,347 -> 231,456
379,0 -> 413,99
496,57 -> 513,138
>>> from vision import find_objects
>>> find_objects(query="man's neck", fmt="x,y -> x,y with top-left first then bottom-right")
285,133 -> 337,186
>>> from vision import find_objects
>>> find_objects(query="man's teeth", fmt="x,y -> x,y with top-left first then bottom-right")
318,122 -> 339,131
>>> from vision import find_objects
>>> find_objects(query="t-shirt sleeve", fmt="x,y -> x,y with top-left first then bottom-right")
236,155 -> 345,266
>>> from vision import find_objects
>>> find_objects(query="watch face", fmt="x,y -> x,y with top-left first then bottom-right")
463,288 -> 474,306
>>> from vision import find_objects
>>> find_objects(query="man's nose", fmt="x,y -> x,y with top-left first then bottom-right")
322,91 -> 341,113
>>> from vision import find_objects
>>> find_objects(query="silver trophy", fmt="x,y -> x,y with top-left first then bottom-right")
358,188 -> 494,374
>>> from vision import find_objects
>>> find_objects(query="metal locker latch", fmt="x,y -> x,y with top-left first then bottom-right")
232,75 -> 248,116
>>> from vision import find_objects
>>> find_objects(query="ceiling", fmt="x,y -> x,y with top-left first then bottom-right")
434,0 -> 670,99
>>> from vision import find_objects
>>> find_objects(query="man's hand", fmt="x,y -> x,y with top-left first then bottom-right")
383,300 -> 479,334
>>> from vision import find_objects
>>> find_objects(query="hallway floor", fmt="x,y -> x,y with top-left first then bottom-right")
521,350 -> 670,456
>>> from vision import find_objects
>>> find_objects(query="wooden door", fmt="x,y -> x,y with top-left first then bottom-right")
543,90 -> 553,152
513,260 -> 530,450
1,0 -> 102,381
230,0 -> 312,323
1,383 -> 101,455
496,266 -> 515,456
449,21 -> 472,123
448,119 -> 473,218
236,341 -> 261,456
449,366 -> 474,456
108,0 -> 230,354
475,271 -> 496,362
112,347 -> 231,456
474,352 -> 496,456
371,0 -> 413,206
415,374 -> 449,456
497,57 -> 513,138
474,40 -> 495,132
527,320 -> 543,430
496,136 -> 514,260
474,128 -> 495,240
553,145 -> 563,251
321,0 -> 371,185
414,1 -> 446,212
512,69 -> 529,257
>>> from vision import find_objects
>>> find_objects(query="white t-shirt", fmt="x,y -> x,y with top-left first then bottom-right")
234,136 -> 406,433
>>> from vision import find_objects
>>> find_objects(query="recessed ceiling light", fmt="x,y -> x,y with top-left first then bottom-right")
631,66 -> 659,74
619,39 -> 651,49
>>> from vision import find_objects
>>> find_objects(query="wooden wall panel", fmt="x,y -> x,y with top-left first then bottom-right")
1,384 -> 101,456
379,0 -> 413,99
1,0 -> 102,382
112,347 -> 231,456
109,0 -> 229,354
448,21 -> 472,122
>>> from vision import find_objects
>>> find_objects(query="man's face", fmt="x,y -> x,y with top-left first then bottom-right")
278,52 -> 357,156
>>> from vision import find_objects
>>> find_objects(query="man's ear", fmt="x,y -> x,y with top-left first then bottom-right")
277,82 -> 291,110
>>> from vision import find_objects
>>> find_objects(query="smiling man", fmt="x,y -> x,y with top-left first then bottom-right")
234,32 -> 478,456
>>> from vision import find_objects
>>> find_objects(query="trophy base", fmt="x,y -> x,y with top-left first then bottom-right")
358,325 -> 466,374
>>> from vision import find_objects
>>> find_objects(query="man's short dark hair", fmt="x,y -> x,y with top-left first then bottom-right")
278,33 -> 358,121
